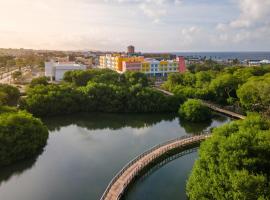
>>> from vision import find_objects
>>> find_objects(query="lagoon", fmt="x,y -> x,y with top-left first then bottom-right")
0,113 -> 230,200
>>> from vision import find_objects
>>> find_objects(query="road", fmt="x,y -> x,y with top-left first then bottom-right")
0,67 -> 28,84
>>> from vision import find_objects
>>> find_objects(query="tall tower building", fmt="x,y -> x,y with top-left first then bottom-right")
177,56 -> 187,73
127,45 -> 135,54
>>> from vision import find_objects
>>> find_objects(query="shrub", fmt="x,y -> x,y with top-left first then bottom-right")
179,99 -> 211,122
29,76 -> 49,88
0,84 -> 20,106
0,111 -> 49,167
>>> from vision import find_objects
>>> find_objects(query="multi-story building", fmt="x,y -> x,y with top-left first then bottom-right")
99,54 -> 186,77
140,59 -> 179,77
45,61 -> 86,81
99,54 -> 144,72
177,56 -> 186,73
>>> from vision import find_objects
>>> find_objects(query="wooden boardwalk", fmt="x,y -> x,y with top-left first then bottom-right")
154,87 -> 246,119
100,134 -> 210,200
202,101 -> 246,119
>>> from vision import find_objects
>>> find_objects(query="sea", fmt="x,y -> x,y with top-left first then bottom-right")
174,52 -> 270,61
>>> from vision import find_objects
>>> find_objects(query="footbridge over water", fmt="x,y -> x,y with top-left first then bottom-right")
100,134 -> 210,200
154,87 -> 246,120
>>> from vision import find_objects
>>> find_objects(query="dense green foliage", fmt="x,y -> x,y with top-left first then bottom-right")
63,69 -> 149,87
179,99 -> 211,122
29,76 -> 49,88
0,111 -> 48,167
187,114 -> 270,199
21,69 -> 181,116
21,84 -> 85,116
163,65 -> 270,116
237,74 -> 270,115
63,69 -> 118,86
0,106 -> 17,114
187,59 -> 224,73
0,84 -> 20,106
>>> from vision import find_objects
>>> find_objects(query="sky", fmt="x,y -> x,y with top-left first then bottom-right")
0,0 -> 270,52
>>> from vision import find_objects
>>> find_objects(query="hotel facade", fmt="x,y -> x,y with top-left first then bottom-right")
99,54 -> 186,77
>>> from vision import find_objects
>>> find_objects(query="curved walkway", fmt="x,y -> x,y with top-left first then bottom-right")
100,134 -> 210,200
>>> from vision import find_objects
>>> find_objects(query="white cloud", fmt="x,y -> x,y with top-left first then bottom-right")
0,0 -> 269,51
229,0 -> 270,28
211,0 -> 270,49
217,0 -> 270,29
105,0 -> 182,22
139,3 -> 167,23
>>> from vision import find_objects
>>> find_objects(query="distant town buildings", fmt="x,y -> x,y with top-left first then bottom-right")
99,54 -> 186,77
127,45 -> 135,54
259,59 -> 270,65
75,56 -> 95,68
246,59 -> 270,66
185,57 -> 202,65
45,61 -> 86,81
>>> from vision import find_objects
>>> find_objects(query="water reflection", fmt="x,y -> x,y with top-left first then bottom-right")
44,113 -> 176,131
0,150 -> 43,186
179,114 -> 228,134
0,113 -> 230,200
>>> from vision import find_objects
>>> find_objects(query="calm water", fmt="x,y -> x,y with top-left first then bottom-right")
126,152 -> 198,200
0,113 -> 230,200
175,51 -> 270,60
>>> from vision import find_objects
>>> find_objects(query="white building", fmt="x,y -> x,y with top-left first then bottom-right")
248,60 -> 261,67
260,59 -> 270,64
45,61 -> 86,81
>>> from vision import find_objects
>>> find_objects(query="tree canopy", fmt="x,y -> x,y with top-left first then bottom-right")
186,114 -> 270,200
0,111 -> 48,167
179,99 -> 211,122
21,69 -> 181,116
0,84 -> 20,106
237,74 -> 270,115
162,65 -> 270,116
29,76 -> 49,88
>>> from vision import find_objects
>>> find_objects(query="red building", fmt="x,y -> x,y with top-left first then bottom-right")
177,56 -> 186,73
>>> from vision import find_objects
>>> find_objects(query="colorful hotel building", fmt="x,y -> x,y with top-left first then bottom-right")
99,54 -> 186,77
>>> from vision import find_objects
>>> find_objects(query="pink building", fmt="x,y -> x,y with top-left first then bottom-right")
177,56 -> 186,73
122,61 -> 141,72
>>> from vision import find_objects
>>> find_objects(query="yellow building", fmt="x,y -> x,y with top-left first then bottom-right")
99,56 -> 106,68
116,56 -> 144,71
141,62 -> 150,72
99,55 -> 144,72
99,54 -> 181,76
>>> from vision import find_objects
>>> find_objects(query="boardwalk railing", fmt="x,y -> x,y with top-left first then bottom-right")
100,131 -> 210,200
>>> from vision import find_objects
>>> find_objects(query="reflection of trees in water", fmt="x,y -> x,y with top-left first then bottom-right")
179,114 -> 228,134
44,113 -> 176,132
179,119 -> 212,134
211,113 -> 230,123
0,149 -> 44,186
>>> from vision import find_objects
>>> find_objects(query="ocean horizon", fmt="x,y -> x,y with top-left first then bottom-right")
173,51 -> 270,61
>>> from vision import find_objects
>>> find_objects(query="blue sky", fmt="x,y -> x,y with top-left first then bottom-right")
0,0 -> 269,51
